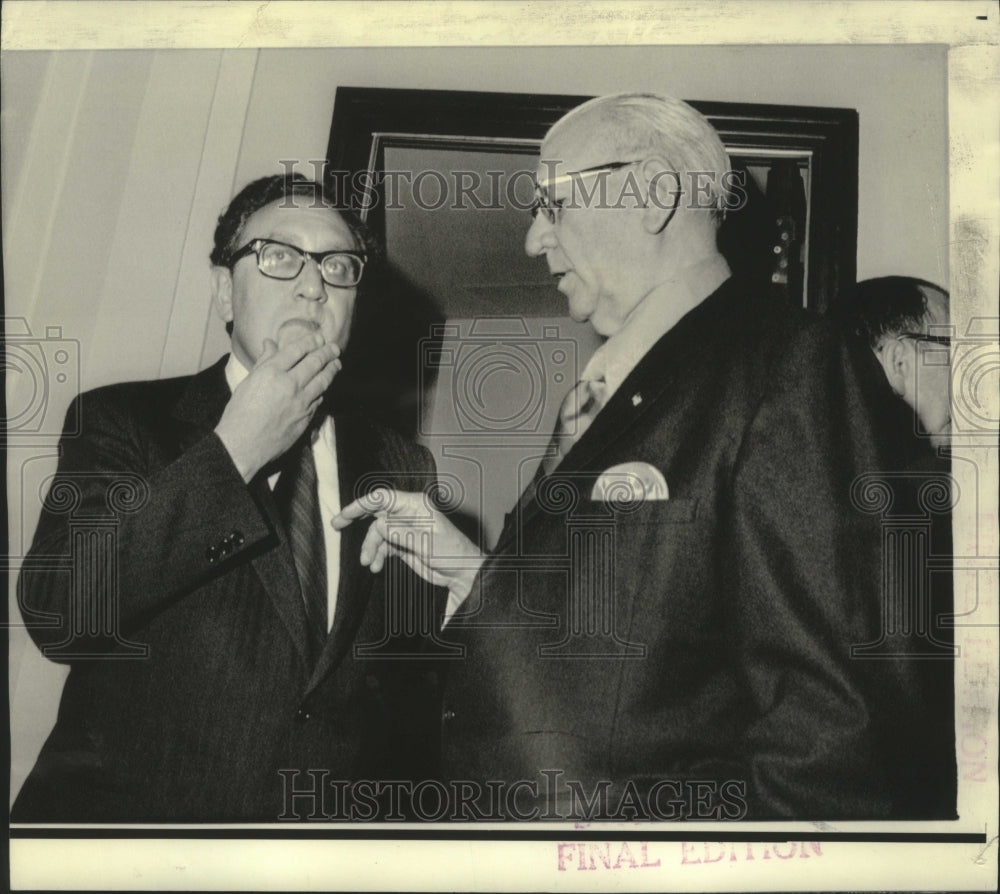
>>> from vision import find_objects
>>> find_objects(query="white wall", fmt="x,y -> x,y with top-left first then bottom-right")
4,48 -> 261,801
3,44 -> 948,803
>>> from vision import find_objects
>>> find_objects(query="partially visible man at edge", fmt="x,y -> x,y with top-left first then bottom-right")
832,275 -> 957,817
334,93 -> 956,820
837,276 -> 953,453
12,174 -> 441,822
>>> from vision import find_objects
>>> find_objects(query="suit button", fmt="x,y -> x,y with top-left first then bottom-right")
206,545 -> 218,563
233,530 -> 245,547
295,708 -> 311,723
442,710 -> 455,722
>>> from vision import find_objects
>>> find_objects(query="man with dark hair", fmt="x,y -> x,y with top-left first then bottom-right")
833,276 -> 956,817
12,174 -> 439,822
838,276 -> 952,448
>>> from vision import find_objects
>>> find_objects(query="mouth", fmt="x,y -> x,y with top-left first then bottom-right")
276,318 -> 321,347
280,318 -> 320,331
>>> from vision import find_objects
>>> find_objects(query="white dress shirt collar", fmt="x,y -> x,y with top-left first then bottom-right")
582,254 -> 731,401
224,353 -> 250,393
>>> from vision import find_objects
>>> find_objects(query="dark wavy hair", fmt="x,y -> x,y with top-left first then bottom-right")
209,173 -> 376,269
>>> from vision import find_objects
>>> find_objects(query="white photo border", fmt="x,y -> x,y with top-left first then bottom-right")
3,2 -> 998,891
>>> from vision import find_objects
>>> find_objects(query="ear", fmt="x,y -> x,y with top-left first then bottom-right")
874,338 -> 912,398
210,266 -> 234,324
639,156 -> 680,235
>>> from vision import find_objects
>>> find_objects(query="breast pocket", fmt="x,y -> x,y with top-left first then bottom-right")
572,497 -> 699,525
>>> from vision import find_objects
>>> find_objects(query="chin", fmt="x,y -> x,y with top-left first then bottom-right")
929,428 -> 951,450
587,312 -> 624,338
566,301 -> 594,325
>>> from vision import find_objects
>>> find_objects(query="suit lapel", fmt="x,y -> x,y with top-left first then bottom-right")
562,348 -> 680,472
171,356 -> 313,672
495,279 -> 741,550
305,415 -> 375,692
571,278 -> 747,474
170,356 -> 230,451
495,350 -> 680,548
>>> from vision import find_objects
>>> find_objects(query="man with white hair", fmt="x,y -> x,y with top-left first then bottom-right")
335,93 -> 951,820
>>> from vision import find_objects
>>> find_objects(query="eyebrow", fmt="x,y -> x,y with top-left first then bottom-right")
256,233 -> 358,251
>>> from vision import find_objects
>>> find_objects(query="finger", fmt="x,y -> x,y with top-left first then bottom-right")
369,540 -> 389,574
383,523 -> 422,560
331,489 -> 395,528
268,331 -> 326,371
295,367 -> 340,426
301,339 -> 341,364
299,357 -> 341,404
305,394 -> 325,420
392,547 -> 443,589
255,338 -> 279,367
288,348 -> 341,396
358,517 -> 387,565
296,340 -> 341,371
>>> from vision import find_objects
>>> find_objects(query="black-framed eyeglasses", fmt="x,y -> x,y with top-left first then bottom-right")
530,159 -> 644,224
897,332 -> 952,347
229,239 -> 366,288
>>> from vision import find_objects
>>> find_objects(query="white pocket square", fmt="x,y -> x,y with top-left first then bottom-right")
591,462 -> 669,502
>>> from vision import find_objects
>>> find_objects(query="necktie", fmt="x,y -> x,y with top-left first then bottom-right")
273,435 -> 328,648
539,376 -> 607,477
499,375 -> 607,542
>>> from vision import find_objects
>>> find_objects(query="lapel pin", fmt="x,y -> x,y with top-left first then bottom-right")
631,392 -> 643,407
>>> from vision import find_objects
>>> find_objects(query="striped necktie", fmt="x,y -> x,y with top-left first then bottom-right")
498,375 -> 607,543
273,434 -> 328,649
539,375 -> 607,477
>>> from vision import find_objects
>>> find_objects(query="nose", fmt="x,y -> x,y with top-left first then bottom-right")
295,256 -> 327,301
524,212 -> 555,257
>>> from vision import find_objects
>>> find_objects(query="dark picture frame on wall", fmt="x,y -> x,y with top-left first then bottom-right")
324,86 -> 858,436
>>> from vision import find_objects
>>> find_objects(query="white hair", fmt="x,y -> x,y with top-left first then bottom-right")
549,92 -> 733,223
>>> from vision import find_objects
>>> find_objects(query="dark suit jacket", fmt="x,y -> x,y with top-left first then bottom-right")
440,277 -> 954,820
839,343 -> 957,818
12,356 -> 441,822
